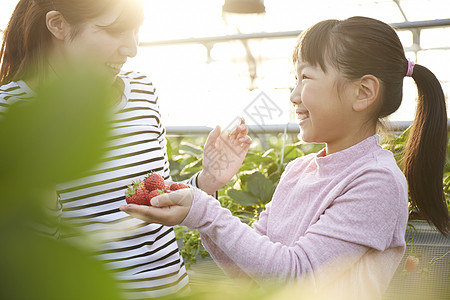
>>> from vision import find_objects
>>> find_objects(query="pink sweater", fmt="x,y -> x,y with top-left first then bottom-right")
181,135 -> 409,299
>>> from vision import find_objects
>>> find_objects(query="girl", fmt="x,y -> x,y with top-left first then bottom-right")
121,16 -> 449,299
0,0 -> 251,299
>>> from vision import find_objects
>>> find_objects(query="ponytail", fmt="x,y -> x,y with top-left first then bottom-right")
0,0 -> 52,85
404,63 -> 449,235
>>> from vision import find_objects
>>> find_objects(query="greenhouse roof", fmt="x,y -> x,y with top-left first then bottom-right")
1,0 -> 449,127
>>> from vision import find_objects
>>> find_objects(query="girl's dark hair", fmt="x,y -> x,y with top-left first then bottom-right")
293,16 -> 449,235
0,0 -> 143,85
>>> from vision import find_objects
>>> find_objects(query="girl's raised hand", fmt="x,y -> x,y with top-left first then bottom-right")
198,118 -> 252,195
120,189 -> 194,226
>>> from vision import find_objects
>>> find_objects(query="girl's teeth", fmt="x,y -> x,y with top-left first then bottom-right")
298,114 -> 309,121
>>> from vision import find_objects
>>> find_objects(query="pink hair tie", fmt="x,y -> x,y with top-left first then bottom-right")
406,59 -> 415,77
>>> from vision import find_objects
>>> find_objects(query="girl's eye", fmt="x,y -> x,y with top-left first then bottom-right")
302,74 -> 310,80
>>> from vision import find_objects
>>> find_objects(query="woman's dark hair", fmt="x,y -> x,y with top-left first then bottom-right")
293,16 -> 449,235
0,0 -> 143,85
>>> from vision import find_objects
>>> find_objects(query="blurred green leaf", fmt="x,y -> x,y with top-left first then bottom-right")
181,157 -> 202,175
227,189 -> 260,206
0,224 -> 123,300
0,69 -> 112,191
246,172 -> 275,204
283,145 -> 304,161
179,142 -> 203,156
239,161 -> 257,172
0,67 -> 122,299
166,137 -> 173,160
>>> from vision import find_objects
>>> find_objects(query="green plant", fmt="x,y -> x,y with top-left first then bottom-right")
174,226 -> 209,269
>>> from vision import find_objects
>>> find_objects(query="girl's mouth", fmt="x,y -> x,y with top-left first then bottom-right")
296,110 -> 310,124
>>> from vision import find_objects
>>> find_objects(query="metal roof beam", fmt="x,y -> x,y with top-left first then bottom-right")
140,18 -> 450,47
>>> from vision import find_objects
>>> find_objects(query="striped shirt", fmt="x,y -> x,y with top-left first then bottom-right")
0,71 -> 190,299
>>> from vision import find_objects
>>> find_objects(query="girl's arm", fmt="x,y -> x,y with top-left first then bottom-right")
196,202 -> 272,280
121,167 -> 407,286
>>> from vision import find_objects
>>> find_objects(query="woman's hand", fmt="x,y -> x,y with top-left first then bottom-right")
120,189 -> 194,226
198,118 -> 252,195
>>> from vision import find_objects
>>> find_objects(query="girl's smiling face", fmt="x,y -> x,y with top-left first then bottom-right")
290,56 -> 357,152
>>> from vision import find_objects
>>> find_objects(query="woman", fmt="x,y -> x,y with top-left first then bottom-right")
0,0 -> 251,298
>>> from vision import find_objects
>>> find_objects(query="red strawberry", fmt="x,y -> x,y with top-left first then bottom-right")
144,173 -> 165,191
148,189 -> 164,205
163,185 -> 171,193
169,182 -> 189,191
125,180 -> 150,205
405,255 -> 419,272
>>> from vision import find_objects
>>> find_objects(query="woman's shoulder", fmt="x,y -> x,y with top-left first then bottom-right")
0,81 -> 32,108
119,70 -> 154,85
0,81 -> 24,98
118,70 -> 157,98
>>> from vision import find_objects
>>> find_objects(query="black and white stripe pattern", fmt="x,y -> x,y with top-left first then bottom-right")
0,71 -> 190,299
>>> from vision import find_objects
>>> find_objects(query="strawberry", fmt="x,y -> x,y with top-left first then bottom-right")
169,182 -> 189,191
405,255 -> 419,272
125,180 -> 150,205
144,172 -> 165,192
148,189 -> 164,205
163,185 -> 171,193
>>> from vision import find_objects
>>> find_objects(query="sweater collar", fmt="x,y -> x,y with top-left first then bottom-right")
314,135 -> 381,172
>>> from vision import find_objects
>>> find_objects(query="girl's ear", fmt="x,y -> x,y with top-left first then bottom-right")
46,11 -> 70,41
353,75 -> 380,112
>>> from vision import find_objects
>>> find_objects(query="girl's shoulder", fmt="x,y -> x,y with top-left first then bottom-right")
348,147 -> 408,199
283,152 -> 317,173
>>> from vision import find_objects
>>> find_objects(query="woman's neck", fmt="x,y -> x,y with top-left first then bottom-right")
22,75 -> 40,91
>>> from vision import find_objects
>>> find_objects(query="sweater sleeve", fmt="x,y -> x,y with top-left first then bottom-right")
180,167 -> 407,285
252,201 -> 271,236
198,201 -> 272,279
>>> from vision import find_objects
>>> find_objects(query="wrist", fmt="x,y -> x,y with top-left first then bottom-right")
197,170 -> 222,195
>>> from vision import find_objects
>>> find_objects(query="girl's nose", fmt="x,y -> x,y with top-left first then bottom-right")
290,84 -> 301,105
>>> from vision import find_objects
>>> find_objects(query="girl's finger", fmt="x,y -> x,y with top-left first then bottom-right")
205,125 -> 221,149
150,189 -> 194,207
238,135 -> 252,146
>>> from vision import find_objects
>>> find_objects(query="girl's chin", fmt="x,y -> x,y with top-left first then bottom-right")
299,131 -> 318,144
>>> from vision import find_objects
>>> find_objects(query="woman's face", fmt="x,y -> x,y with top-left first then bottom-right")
60,0 -> 140,80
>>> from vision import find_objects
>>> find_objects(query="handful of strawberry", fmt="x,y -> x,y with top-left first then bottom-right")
125,173 -> 189,206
